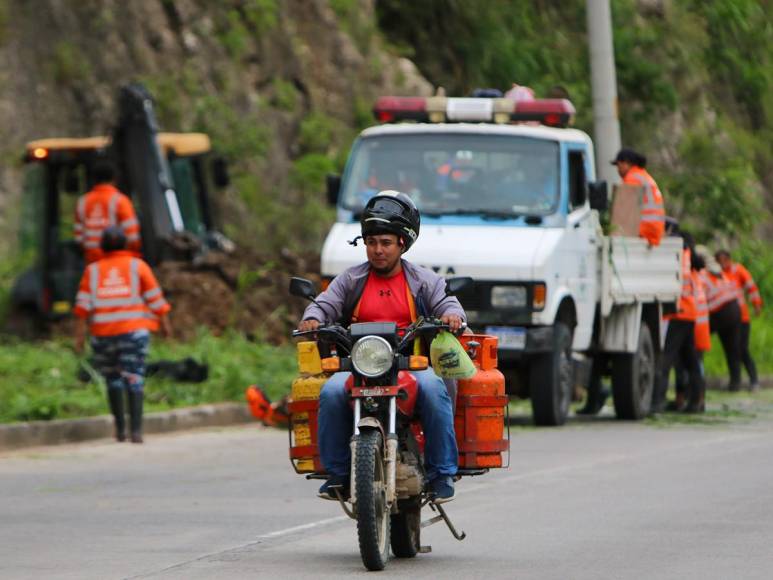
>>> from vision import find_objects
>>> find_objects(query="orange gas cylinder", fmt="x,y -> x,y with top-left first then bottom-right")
454,334 -> 508,468
288,342 -> 329,474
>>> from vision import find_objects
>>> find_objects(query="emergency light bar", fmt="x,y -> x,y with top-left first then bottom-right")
373,96 -> 575,128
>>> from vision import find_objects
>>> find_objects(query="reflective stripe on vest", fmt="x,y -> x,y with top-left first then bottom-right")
79,192 -> 121,251
627,169 -> 665,224
702,272 -> 736,312
92,310 -> 157,323
89,258 -> 144,309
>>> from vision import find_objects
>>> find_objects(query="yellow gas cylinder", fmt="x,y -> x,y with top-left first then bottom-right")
289,341 -> 329,473
454,334 -> 509,468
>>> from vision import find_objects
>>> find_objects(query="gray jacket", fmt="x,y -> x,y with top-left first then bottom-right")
303,260 -> 465,325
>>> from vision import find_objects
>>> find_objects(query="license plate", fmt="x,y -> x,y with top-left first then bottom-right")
485,326 -> 527,350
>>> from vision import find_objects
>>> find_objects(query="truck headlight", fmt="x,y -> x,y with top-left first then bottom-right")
491,285 -> 527,308
351,336 -> 393,377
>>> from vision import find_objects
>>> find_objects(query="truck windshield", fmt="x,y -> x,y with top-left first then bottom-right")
340,133 -> 560,217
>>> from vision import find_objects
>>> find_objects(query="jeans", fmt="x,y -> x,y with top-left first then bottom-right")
91,330 -> 150,393
318,369 -> 458,481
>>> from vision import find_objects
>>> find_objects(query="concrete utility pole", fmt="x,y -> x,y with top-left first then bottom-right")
587,0 -> 622,186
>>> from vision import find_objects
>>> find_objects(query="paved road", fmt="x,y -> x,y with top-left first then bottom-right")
2,416 -> 773,580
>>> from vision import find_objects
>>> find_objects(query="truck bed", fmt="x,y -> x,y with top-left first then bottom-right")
601,236 -> 682,316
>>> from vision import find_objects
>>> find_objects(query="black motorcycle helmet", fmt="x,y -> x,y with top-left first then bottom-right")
100,225 -> 128,253
360,190 -> 420,253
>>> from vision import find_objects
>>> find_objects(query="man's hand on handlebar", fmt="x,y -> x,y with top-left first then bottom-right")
440,314 -> 464,333
298,318 -> 320,332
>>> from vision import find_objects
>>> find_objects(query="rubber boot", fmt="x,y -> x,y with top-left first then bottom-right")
577,386 -> 609,416
128,390 -> 144,444
107,389 -> 126,442
684,389 -> 705,414
666,392 -> 686,412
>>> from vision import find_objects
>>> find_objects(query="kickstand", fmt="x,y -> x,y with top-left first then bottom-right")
421,502 -> 466,541
334,489 -> 356,520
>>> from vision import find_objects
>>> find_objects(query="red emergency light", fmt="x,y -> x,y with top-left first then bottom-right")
511,99 -> 576,127
373,96 -> 430,123
372,96 -> 575,128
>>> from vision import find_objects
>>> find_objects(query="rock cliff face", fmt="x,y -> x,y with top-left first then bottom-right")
0,0 -> 432,253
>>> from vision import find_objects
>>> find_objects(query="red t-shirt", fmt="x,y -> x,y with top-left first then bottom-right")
355,270 -> 414,329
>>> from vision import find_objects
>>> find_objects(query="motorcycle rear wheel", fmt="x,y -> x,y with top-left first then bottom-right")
356,429 -> 390,571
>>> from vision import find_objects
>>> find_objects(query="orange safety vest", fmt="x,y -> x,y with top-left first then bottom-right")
692,270 -> 711,352
74,184 -> 142,264
667,248 -> 696,322
723,262 -> 763,323
73,251 -> 170,336
623,166 -> 665,247
699,270 -> 737,314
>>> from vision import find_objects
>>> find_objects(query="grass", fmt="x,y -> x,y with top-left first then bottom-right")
645,388 -> 773,428
0,330 -> 297,424
704,310 -> 773,378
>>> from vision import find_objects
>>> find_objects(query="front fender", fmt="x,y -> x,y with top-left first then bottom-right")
536,286 -> 572,326
357,417 -> 385,441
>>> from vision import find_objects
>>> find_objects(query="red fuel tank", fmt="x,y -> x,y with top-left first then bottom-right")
454,334 -> 508,469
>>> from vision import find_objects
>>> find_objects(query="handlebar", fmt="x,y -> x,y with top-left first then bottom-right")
292,319 -> 466,355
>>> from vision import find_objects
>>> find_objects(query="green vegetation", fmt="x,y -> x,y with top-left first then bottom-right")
0,330 -> 297,424
272,78 -> 299,112
242,0 -> 279,35
49,41 -> 92,84
0,0 -> 8,44
375,0 -> 773,241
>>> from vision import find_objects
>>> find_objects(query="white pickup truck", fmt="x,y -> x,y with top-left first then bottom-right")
320,96 -> 681,425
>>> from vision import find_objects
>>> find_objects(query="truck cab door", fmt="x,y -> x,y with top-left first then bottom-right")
564,148 -> 597,349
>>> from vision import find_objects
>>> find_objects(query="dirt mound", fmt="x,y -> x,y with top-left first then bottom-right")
156,247 -> 321,344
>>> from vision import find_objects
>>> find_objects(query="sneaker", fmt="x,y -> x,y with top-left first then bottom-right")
429,476 -> 455,504
749,382 -> 760,392
318,475 -> 349,501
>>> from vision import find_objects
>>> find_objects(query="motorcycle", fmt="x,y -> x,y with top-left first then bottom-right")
289,277 -> 508,571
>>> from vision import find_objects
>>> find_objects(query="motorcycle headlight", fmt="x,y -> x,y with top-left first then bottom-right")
351,336 -> 394,378
491,285 -> 527,308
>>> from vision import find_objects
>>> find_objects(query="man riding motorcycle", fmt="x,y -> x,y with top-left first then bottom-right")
297,191 -> 465,503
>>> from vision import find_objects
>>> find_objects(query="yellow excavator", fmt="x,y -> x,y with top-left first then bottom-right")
12,84 -> 231,327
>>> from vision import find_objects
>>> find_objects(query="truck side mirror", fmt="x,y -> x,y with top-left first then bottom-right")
326,174 -> 341,205
212,157 -> 230,188
446,276 -> 473,296
289,277 -> 317,300
588,181 -> 608,212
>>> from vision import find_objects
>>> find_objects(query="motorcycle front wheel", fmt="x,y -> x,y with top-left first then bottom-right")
355,429 -> 390,571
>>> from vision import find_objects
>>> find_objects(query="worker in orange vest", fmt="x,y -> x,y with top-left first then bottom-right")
74,161 -> 142,264
696,246 -> 742,391
671,251 -> 712,411
716,249 -> 763,390
611,149 -> 665,247
652,233 -> 704,414
73,227 -> 172,443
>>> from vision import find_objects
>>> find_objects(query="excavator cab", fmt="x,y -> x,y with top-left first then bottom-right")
12,84 -> 229,324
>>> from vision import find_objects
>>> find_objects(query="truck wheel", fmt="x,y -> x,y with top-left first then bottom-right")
611,324 -> 655,420
529,322 -> 573,426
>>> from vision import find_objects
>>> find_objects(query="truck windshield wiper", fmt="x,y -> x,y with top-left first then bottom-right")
422,208 -> 521,220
